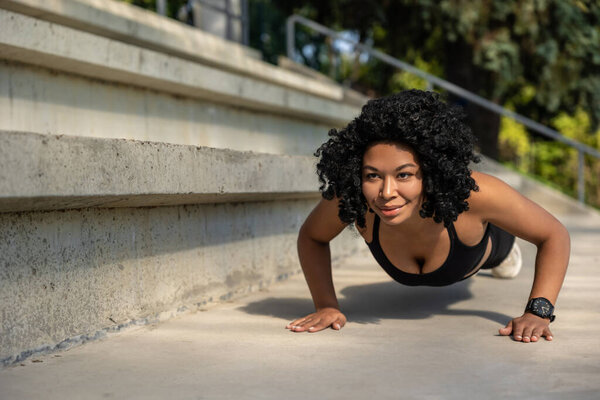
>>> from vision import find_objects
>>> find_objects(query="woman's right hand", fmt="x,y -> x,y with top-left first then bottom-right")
285,307 -> 347,333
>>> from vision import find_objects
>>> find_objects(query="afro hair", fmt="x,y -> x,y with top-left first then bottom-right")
315,89 -> 482,228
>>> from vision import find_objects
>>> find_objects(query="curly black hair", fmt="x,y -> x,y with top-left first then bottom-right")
315,89 -> 482,228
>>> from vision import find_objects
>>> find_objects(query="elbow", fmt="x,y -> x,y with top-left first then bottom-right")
538,222 -> 570,249
556,221 -> 570,244
298,223 -> 329,248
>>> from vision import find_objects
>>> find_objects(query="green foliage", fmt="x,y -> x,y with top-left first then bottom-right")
499,116 -> 532,171
389,56 -> 443,92
499,106 -> 600,207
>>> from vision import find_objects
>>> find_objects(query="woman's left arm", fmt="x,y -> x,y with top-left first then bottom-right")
470,171 -> 571,343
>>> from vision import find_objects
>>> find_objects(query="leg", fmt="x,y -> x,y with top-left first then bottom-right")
481,224 -> 522,279
480,224 -> 516,269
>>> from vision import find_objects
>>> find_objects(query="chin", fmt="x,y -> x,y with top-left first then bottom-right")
376,209 -> 405,224
378,214 -> 405,225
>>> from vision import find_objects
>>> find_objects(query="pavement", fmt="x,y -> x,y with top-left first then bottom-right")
1,211 -> 599,400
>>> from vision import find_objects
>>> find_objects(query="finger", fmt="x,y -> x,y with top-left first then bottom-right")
308,315 -> 344,332
512,324 -> 524,342
521,327 -> 534,343
543,326 -> 554,341
308,319 -> 335,333
499,320 -> 513,336
531,326 -> 547,342
293,318 -> 318,332
286,315 -> 311,328
531,328 -> 544,342
289,318 -> 313,332
331,318 -> 345,330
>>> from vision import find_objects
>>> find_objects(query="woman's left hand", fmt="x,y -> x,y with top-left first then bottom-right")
499,312 -> 554,342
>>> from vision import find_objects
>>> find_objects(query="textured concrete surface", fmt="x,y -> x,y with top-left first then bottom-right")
0,210 -> 598,399
0,9 -> 359,128
0,199 -> 363,365
0,61 -> 336,155
2,131 -> 594,216
0,131 -> 323,212
0,0 -> 347,100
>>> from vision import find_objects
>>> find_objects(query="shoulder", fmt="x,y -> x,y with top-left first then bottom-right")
471,169 -> 509,188
466,170 -> 566,245
467,170 -> 514,213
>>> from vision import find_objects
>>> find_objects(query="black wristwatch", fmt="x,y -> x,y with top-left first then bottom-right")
525,297 -> 556,322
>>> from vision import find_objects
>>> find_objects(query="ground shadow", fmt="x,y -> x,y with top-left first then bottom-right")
239,278 -> 511,326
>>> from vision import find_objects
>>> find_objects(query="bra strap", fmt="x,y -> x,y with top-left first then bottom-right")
446,221 -> 458,241
372,214 -> 381,242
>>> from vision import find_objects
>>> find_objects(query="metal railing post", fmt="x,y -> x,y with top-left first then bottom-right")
156,0 -> 166,16
242,0 -> 249,46
225,0 -> 232,41
286,16 -> 296,61
578,150 -> 585,203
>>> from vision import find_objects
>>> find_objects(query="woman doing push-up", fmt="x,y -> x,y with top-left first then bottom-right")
286,90 -> 570,343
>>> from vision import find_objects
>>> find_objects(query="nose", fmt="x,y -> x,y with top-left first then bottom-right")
380,176 -> 397,199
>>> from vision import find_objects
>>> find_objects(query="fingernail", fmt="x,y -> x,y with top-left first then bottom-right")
309,327 -> 315,330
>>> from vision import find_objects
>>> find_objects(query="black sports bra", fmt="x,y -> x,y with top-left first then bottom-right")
366,215 -> 491,286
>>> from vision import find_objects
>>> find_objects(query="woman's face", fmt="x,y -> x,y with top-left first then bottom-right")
361,142 -> 424,226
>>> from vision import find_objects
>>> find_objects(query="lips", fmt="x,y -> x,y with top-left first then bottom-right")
377,204 -> 405,217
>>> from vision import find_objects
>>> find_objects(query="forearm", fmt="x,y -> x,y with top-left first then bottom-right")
297,231 -> 340,311
528,226 -> 571,305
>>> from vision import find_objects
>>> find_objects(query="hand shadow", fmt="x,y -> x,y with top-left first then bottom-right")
239,278 -> 512,326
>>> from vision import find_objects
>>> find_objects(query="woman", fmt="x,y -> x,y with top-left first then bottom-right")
286,90 -> 570,343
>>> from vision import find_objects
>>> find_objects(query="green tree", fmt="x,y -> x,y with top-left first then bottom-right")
264,0 -> 600,160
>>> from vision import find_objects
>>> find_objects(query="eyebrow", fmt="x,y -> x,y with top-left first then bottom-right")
362,163 -> 417,171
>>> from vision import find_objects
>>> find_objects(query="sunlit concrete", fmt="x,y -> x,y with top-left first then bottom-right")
1,208 -> 597,399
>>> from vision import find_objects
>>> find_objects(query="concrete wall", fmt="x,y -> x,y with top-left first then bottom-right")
0,130 -> 363,365
0,0 -> 368,366
0,198 -> 362,365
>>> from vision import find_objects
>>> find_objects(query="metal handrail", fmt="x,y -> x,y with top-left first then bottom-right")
287,14 -> 599,204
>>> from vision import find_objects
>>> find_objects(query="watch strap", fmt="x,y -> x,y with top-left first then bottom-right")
525,297 -> 556,323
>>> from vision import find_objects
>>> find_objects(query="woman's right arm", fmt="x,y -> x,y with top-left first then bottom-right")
286,197 -> 349,333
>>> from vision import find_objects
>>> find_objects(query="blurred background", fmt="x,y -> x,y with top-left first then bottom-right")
121,0 -> 600,211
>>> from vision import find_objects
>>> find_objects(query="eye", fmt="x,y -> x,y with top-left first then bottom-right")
397,172 -> 412,179
365,173 -> 379,180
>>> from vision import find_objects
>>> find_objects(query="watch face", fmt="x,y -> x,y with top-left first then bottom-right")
533,298 -> 552,317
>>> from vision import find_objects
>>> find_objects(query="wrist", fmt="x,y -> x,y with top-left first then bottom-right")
525,297 -> 556,322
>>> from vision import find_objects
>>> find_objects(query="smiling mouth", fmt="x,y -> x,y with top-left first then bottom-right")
378,204 -> 405,210
377,204 -> 405,216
